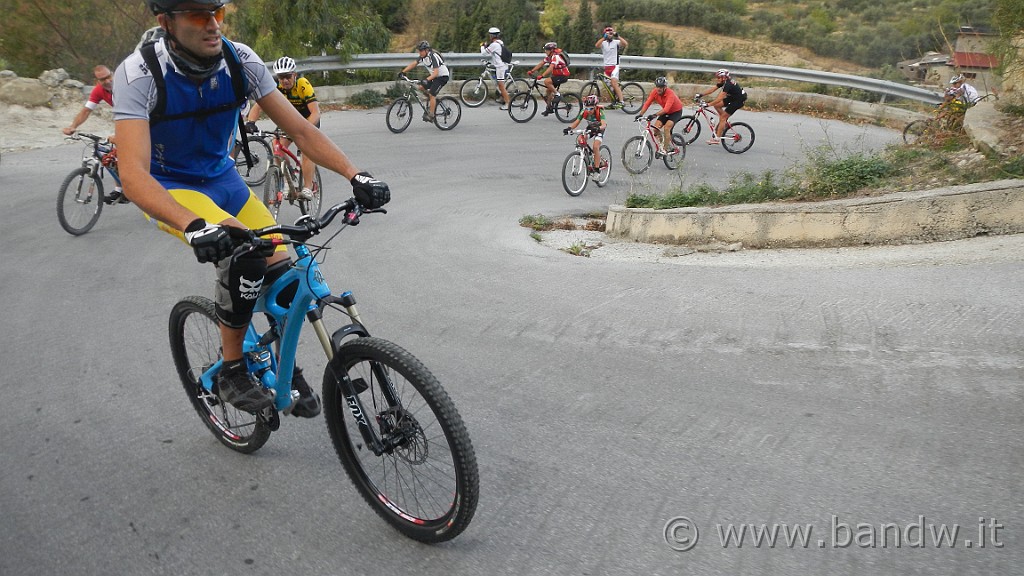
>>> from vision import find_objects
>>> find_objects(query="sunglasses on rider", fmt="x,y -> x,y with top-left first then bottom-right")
276,73 -> 295,81
168,5 -> 226,26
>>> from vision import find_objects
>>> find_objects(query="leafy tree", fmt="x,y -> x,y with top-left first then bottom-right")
540,0 -> 568,37
230,0 -> 389,59
0,0 -> 150,79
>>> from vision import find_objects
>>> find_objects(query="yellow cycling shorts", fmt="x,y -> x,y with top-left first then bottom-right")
146,187 -> 286,253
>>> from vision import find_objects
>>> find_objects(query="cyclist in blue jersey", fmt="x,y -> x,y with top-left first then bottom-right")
114,0 -> 390,415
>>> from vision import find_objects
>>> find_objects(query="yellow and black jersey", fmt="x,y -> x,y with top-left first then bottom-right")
279,77 -> 317,118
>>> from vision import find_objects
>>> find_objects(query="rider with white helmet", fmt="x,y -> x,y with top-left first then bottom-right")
697,68 -> 747,145
247,54 -> 322,200
481,26 -> 512,110
595,25 -> 629,107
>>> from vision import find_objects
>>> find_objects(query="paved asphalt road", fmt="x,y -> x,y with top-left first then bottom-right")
1,105 -> 1021,576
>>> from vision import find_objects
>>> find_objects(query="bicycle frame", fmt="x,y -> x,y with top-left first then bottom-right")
637,117 -> 668,154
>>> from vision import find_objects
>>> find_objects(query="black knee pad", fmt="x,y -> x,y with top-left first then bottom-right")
215,252 -> 268,328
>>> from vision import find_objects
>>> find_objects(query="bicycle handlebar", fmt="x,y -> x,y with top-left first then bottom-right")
243,198 -> 387,250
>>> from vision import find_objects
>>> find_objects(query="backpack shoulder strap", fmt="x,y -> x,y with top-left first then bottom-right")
140,41 -> 167,121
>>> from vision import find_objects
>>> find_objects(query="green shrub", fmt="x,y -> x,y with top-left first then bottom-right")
347,89 -> 386,108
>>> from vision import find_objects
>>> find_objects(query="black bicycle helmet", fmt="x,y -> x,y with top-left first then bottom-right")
654,76 -> 668,88
416,40 -> 431,51
147,0 -> 227,14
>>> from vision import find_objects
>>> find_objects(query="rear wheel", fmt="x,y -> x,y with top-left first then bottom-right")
554,93 -> 582,123
662,137 -> 685,170
678,115 -> 701,145
621,136 -> 653,174
561,150 -> 588,196
721,122 -> 755,154
459,78 -> 488,107
56,167 -> 104,236
619,82 -> 645,114
263,165 -> 284,222
433,96 -> 462,131
386,98 -> 413,133
323,337 -> 478,543
507,78 -> 530,98
509,92 -> 537,123
233,135 -> 272,187
169,296 -> 271,454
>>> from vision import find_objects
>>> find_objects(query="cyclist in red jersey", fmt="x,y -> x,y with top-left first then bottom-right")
63,65 -> 114,136
635,76 -> 683,155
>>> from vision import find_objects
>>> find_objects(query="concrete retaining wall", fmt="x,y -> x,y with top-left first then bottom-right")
606,180 -> 1024,248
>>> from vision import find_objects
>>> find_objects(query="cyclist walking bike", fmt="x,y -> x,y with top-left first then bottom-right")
460,59 -> 529,107
169,197 -> 479,543
56,132 -> 128,235
578,69 -> 645,114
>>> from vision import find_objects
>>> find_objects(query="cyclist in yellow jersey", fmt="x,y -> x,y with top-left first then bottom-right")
246,56 -> 321,200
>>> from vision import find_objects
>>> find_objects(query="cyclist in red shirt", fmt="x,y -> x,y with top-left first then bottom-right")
635,76 -> 683,155
63,65 -> 114,136
527,41 -> 571,117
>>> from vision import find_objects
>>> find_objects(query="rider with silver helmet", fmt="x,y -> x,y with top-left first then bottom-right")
634,76 -> 684,155
399,40 -> 451,122
562,94 -> 609,172
526,42 -> 571,117
246,55 -> 322,200
595,25 -> 629,108
697,68 -> 747,145
946,73 -> 980,107
480,26 -> 512,110
113,0 -> 390,416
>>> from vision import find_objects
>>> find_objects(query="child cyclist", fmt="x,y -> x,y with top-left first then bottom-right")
563,95 -> 608,172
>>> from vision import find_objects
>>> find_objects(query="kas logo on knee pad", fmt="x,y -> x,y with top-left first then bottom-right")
239,276 -> 263,300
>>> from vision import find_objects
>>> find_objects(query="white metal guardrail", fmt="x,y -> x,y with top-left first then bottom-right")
292,53 -> 944,105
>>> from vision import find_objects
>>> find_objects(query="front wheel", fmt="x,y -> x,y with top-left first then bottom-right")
233,135 -> 272,186
554,93 -> 582,123
621,136 -> 653,174
509,92 -> 537,123
386,98 -> 413,133
459,78 -> 488,107
677,115 -> 701,145
433,96 -> 462,131
323,337 -> 479,543
721,122 -> 755,154
561,150 -> 588,196
263,165 -> 284,222
56,167 -> 104,236
169,296 -> 271,454
619,82 -> 645,114
902,119 -> 929,145
298,167 -> 323,220
594,144 -> 612,187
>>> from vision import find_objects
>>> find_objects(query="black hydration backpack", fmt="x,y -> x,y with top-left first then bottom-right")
500,42 -> 513,64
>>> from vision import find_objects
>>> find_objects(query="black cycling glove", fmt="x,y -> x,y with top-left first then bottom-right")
184,219 -> 234,264
563,127 -> 572,135
350,172 -> 391,210
244,121 -> 258,134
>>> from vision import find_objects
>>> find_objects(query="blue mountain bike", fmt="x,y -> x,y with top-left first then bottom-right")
167,199 -> 478,543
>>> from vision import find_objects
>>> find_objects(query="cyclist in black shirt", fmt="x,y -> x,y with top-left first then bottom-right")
698,69 -> 747,145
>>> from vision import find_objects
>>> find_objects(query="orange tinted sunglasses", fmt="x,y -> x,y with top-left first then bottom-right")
168,5 -> 226,26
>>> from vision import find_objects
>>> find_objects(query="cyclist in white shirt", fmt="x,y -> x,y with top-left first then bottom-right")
480,27 -> 511,110
595,26 -> 628,107
399,41 -> 450,122
947,74 -> 981,106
